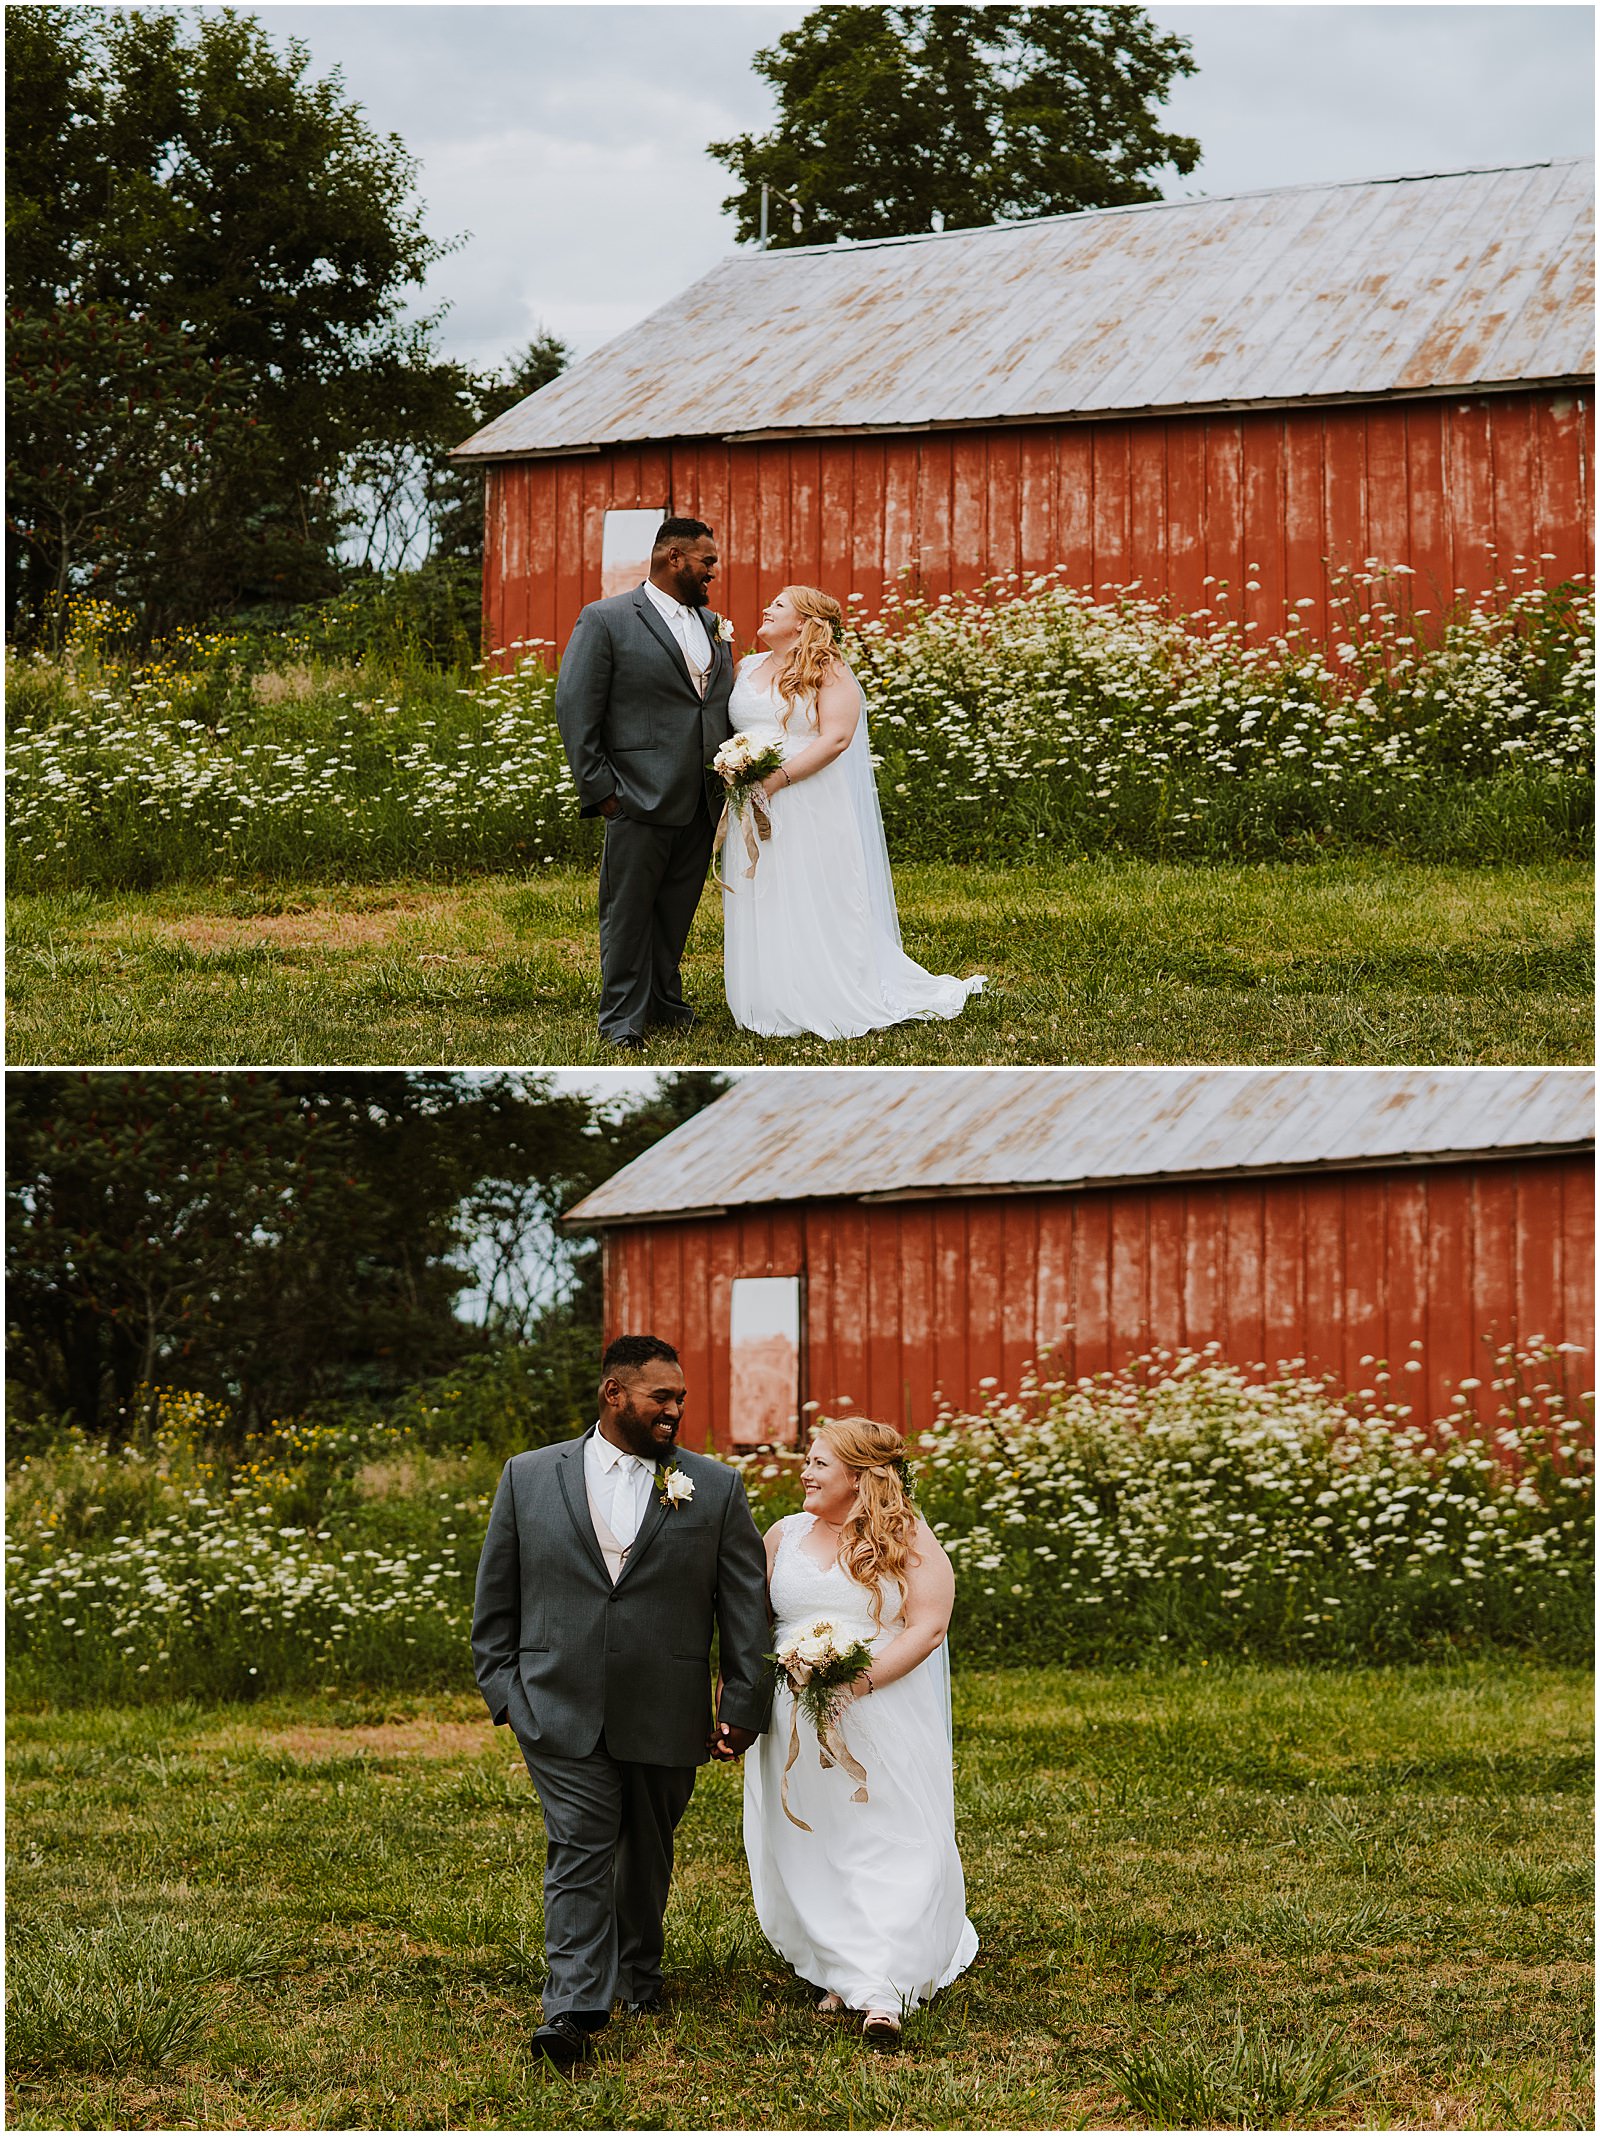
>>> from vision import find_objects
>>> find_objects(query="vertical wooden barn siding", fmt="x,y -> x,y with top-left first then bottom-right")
601,1154 -> 1593,1451
485,391 -> 1592,660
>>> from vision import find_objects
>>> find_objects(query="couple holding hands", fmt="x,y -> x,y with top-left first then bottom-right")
471,1334 -> 976,2069
554,518 -> 984,1045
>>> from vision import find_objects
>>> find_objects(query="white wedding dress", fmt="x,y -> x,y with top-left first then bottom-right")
743,1513 -> 979,2012
722,655 -> 985,1038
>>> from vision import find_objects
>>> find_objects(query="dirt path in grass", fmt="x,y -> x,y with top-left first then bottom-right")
257,1719 -> 492,1761
90,892 -> 484,956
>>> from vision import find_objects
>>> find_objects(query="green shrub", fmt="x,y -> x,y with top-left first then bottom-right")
272,557 -> 483,671
852,565 -> 1594,864
9,1346 -> 1590,1705
736,1341 -> 1594,1667
6,568 -> 1591,890
5,1388 -> 491,1704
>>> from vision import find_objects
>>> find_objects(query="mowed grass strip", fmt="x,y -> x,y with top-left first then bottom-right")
5,1663 -> 1591,2131
7,858 -> 1593,1066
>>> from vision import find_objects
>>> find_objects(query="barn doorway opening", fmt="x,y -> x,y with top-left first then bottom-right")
728,1276 -> 804,1448
601,508 -> 666,599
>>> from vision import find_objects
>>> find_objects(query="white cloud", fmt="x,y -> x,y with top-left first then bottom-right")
252,3 -> 1593,369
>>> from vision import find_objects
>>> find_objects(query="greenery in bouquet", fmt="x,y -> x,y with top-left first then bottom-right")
771,1616 -> 874,1731
712,730 -> 785,810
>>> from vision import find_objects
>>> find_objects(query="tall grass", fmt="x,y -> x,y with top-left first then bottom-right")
8,1345 -> 1591,1708
735,1341 -> 1595,1668
854,560 -> 1592,865
6,567 -> 1591,891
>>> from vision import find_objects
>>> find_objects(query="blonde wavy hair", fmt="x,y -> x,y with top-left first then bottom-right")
813,1416 -> 919,1625
769,584 -> 847,730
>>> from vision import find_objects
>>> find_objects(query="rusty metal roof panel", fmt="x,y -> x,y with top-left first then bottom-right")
565,1070 -> 1595,1226
456,160 -> 1594,461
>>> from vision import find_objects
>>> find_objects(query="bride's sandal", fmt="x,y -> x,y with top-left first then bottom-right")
816,1992 -> 846,2016
862,2010 -> 902,2050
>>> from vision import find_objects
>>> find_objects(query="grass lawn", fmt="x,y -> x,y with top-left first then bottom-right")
7,858 -> 1592,1066
5,1661 -> 1592,2130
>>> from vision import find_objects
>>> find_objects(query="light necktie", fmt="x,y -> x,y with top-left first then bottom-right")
610,1455 -> 645,1548
673,606 -> 709,697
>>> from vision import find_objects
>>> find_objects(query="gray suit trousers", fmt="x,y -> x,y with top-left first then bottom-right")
598,796 -> 715,1039
518,1732 -> 697,2017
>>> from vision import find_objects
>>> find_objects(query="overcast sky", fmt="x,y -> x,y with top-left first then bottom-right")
249,2 -> 1593,372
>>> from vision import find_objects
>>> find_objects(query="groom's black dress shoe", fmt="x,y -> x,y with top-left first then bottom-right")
624,1991 -> 665,2015
530,2014 -> 591,2069
647,1007 -> 697,1033
603,1033 -> 647,1052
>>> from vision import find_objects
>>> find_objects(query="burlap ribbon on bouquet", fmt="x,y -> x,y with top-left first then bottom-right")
780,1692 -> 870,1832
712,786 -> 773,890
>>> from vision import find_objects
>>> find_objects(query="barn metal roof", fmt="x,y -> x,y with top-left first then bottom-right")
565,1070 -> 1595,1226
456,159 -> 1594,462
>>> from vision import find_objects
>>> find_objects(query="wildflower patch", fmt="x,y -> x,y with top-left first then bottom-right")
5,568 -> 1591,892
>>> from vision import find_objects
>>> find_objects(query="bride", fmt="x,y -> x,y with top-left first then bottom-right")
743,1418 -> 978,2046
721,586 -> 985,1039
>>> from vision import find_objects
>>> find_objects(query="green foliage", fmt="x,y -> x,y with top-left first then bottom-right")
737,1345 -> 1595,1667
4,306 -> 264,641
850,566 -> 1595,865
269,559 -> 485,671
711,4 -> 1200,244
5,1386 -> 491,1704
4,1070 -> 642,1439
10,1349 -> 1591,1710
5,5 -> 458,626
6,635 -> 581,889
7,572 -> 1592,895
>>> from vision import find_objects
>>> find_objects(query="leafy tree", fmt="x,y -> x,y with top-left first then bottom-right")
6,1070 -> 729,1443
710,5 -> 1200,246
5,5 -> 457,630
8,1074 -> 500,1438
6,305 -> 262,642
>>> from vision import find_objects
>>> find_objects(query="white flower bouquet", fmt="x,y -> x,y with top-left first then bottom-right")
772,1615 -> 874,1728
712,730 -> 786,887
713,729 -> 785,811
771,1616 -> 874,1828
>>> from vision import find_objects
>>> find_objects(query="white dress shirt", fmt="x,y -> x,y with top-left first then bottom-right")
641,576 -> 712,685
585,1426 -> 653,1550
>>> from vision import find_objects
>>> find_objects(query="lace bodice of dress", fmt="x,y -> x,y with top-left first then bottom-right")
769,1513 -> 904,1647
728,656 -> 818,753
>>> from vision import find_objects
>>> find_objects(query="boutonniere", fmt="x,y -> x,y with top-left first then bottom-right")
656,1460 -> 695,1509
715,615 -> 735,645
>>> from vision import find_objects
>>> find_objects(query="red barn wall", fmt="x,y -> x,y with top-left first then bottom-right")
485,390 -> 1592,663
600,1154 -> 1594,1450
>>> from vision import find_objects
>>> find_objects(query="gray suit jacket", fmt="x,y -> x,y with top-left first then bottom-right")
554,588 -> 735,827
471,1431 -> 773,1767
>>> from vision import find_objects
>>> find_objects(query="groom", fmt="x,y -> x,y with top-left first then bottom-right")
471,1334 -> 771,2070
554,518 -> 736,1048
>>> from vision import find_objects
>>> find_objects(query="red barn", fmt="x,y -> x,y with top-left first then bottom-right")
563,1069 -> 1595,1449
456,159 -> 1593,658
